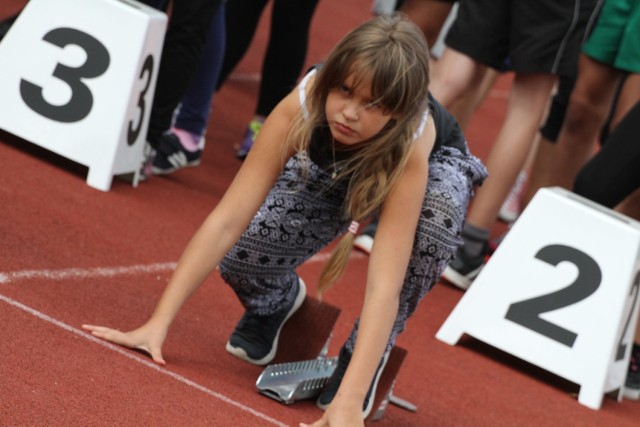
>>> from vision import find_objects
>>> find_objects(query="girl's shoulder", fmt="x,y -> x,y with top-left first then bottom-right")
298,67 -> 319,119
427,92 -> 467,153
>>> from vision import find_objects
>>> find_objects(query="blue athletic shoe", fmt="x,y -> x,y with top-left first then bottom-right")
236,117 -> 264,160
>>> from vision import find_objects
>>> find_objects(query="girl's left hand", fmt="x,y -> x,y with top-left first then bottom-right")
299,402 -> 364,427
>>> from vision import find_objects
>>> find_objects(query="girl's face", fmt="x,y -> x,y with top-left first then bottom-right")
325,74 -> 393,145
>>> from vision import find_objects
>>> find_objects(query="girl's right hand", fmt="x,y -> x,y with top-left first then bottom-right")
81,321 -> 167,365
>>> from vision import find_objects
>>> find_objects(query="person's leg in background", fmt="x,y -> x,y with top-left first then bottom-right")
142,0 -> 221,164
430,47 -> 487,108
547,54 -> 623,189
521,74 -> 576,207
215,0 -> 268,89
237,0 -> 320,159
437,0 -> 598,290
403,0 -> 501,132
573,100 -> 640,214
543,0 -> 640,190
602,73 -> 640,143
399,0 -> 455,48
462,73 -> 556,229
152,1 -> 227,175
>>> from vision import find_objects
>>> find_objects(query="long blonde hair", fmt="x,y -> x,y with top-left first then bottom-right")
284,14 -> 431,293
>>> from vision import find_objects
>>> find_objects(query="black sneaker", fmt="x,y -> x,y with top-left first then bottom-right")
624,343 -> 640,400
441,245 -> 487,290
316,345 -> 390,419
353,219 -> 378,255
226,278 -> 306,365
0,14 -> 18,42
152,132 -> 202,175
139,143 -> 156,182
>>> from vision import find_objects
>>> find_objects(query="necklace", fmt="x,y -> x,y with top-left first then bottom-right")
331,138 -> 337,179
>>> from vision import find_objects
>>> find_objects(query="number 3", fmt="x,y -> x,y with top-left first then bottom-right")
20,27 -> 110,123
127,54 -> 154,146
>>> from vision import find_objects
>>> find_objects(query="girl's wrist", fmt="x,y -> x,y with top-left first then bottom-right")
334,388 -> 367,407
146,313 -> 172,331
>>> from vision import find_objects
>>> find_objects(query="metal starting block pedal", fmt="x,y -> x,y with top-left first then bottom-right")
256,345 -> 416,421
256,356 -> 339,404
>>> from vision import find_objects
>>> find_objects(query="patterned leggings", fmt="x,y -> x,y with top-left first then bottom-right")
219,147 -> 487,352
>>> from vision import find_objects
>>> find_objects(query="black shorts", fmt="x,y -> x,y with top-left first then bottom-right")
540,73 -> 627,143
540,75 -> 576,142
446,0 -> 600,76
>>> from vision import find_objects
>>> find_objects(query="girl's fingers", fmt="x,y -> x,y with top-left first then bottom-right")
82,324 -> 166,365
146,346 -> 166,365
82,325 -> 114,338
81,324 -> 107,333
82,324 -> 129,345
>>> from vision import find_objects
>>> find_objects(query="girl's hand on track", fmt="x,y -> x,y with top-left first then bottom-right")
81,322 -> 167,365
299,402 -> 364,427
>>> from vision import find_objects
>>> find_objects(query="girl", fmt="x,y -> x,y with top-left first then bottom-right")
83,14 -> 486,426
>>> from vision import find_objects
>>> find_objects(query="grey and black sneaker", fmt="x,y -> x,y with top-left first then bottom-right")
441,245 -> 487,290
226,278 -> 306,365
152,132 -> 202,175
139,143 -> 156,182
353,219 -> 378,255
624,343 -> 640,400
316,345 -> 390,419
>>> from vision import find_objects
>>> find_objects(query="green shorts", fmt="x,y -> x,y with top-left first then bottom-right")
582,0 -> 640,73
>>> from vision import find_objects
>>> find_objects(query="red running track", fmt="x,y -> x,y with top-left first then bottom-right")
1,0 -> 639,425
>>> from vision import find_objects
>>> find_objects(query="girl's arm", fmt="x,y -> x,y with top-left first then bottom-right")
305,117 -> 436,426
82,87 -> 303,364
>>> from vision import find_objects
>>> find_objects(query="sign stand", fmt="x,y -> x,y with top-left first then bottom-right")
0,0 -> 166,191
437,187 -> 640,409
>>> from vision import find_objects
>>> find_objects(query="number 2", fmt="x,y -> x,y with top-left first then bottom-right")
616,270 -> 640,360
505,244 -> 602,347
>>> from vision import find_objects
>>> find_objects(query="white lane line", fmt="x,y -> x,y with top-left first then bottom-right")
0,292 -> 288,427
0,252 -> 367,420
0,251 -> 367,284
0,262 -> 177,284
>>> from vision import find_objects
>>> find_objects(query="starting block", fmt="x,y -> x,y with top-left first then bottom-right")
369,346 -> 415,421
256,357 -> 339,404
256,345 -> 415,421
272,296 -> 341,364
0,0 -> 166,191
437,187 -> 640,409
